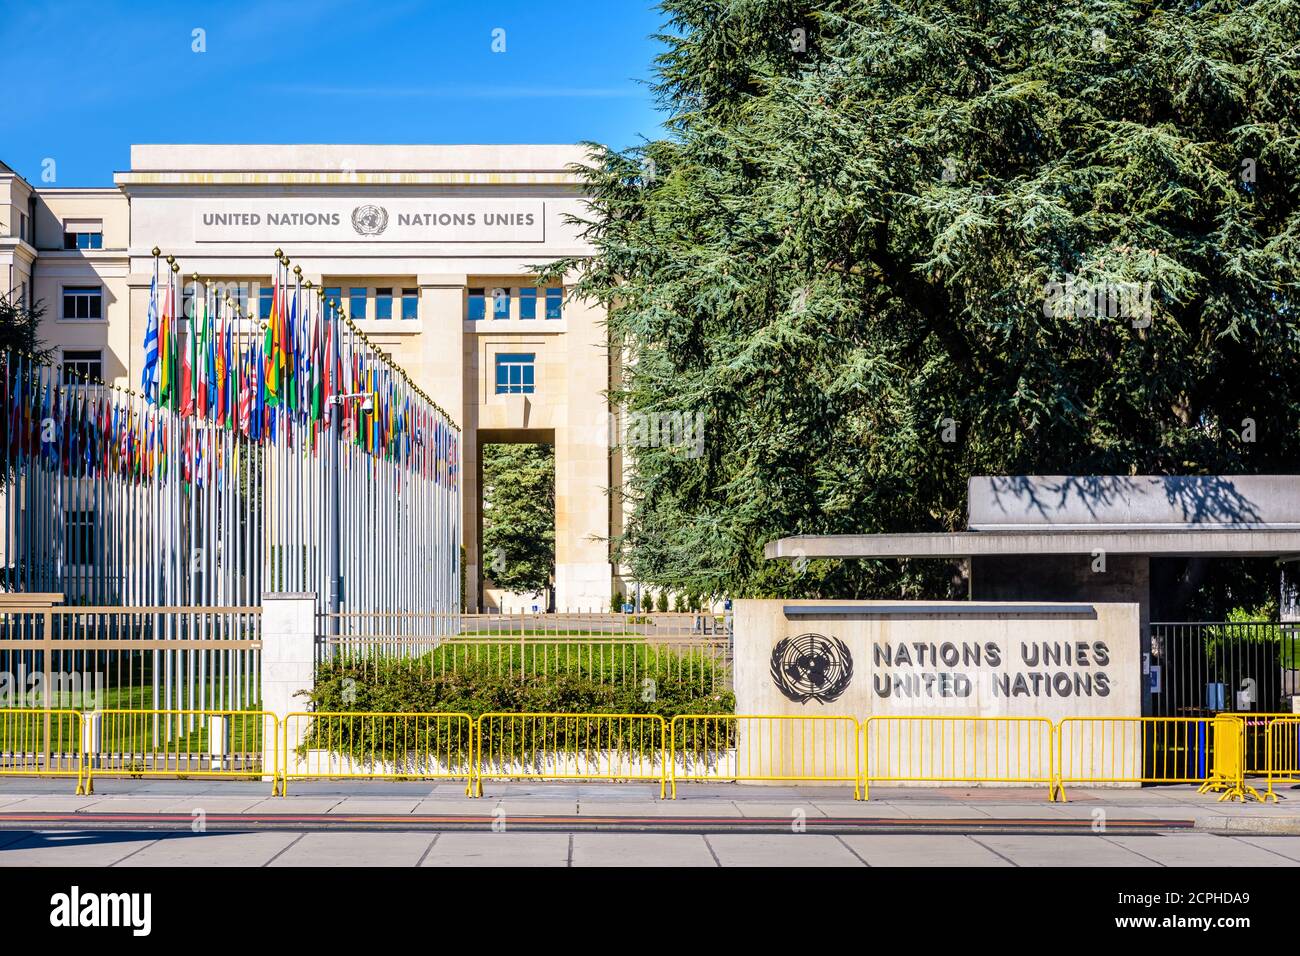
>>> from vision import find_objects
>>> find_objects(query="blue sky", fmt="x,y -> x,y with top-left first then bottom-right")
1,0 -> 670,186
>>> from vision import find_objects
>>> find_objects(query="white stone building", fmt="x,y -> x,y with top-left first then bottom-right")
0,146 -> 625,610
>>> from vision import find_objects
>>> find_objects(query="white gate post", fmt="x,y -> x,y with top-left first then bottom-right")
260,593 -> 317,786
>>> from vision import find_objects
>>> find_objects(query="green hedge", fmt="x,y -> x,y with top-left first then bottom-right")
300,654 -> 735,762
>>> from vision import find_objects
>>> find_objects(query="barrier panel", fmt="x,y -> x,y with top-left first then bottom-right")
1056,715 -> 1257,801
1239,713 -> 1296,776
862,716 -> 1056,800
280,711 -> 475,795
476,712 -> 667,797
1264,717 -> 1300,802
669,714 -> 859,799
0,708 -> 86,792
82,710 -> 279,794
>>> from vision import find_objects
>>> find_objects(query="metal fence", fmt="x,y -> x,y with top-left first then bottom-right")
281,710 -> 474,794
81,709 -> 277,792
670,714 -> 859,797
475,712 -> 669,797
1149,621 -> 1298,717
862,716 -> 1057,797
0,604 -> 262,713
315,611 -> 733,694
1,709 -> 1285,800
1264,717 -> 1300,800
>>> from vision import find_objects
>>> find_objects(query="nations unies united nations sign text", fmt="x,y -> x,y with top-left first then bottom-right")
193,199 -> 545,242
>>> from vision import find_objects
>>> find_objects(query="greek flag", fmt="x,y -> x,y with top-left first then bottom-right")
141,273 -> 159,401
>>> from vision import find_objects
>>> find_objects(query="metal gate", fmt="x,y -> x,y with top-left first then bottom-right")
1148,620 -> 1298,774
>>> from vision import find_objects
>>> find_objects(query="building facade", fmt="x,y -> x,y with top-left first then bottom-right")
0,145 -> 621,611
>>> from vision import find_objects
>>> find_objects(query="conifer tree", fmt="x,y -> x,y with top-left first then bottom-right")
550,1 -> 1300,604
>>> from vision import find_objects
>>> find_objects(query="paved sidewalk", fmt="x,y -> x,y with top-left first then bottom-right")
2,779 -> 1299,866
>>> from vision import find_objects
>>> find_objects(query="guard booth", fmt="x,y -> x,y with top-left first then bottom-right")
765,475 -> 1300,781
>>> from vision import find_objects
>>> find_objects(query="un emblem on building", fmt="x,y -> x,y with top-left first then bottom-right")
351,204 -> 389,236
770,633 -> 853,704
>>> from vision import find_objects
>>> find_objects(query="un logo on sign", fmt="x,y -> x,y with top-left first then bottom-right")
351,204 -> 389,236
770,633 -> 853,704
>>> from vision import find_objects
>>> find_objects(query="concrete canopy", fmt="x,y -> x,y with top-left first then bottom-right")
764,476 -> 1300,561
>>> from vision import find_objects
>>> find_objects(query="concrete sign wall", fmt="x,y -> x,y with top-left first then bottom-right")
732,600 -> 1141,788
735,600 -> 1141,721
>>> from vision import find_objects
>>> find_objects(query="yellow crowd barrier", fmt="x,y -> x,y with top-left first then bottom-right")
280,711 -> 475,795
862,716 -> 1056,800
81,710 -> 280,794
669,715 -> 860,799
0,708 -> 86,793
474,712 -> 667,797
1055,715 -> 1257,802
1264,717 -> 1300,802
1238,713 -> 1296,776
0,708 -> 1290,800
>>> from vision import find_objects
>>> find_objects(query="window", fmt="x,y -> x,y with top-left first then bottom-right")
62,349 -> 103,385
62,219 -> 103,250
519,287 -> 537,320
65,511 -> 96,566
349,287 -> 367,321
545,287 -> 563,320
19,212 -> 29,243
495,353 -> 535,394
401,288 -> 419,321
374,287 -> 393,321
323,287 -> 341,317
491,287 -> 510,320
62,286 -> 103,320
467,288 -> 486,321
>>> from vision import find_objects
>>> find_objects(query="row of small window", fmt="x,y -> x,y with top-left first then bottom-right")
54,345 -> 534,397
469,287 -> 563,322
321,287 -> 419,322
58,283 -> 564,324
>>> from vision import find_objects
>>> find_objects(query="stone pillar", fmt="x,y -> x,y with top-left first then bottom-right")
418,275 -> 470,606
555,285 -> 612,610
260,593 -> 316,781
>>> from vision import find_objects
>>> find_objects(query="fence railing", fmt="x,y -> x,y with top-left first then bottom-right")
81,709 -> 278,793
1264,717 -> 1300,801
475,712 -> 669,797
1149,620 -> 1299,717
0,707 -> 85,791
1056,715 -> 1251,798
5,710 -> 1289,801
863,716 -> 1057,798
314,611 -> 733,694
281,710 -> 474,794
0,604 -> 263,713
670,714 -> 860,798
